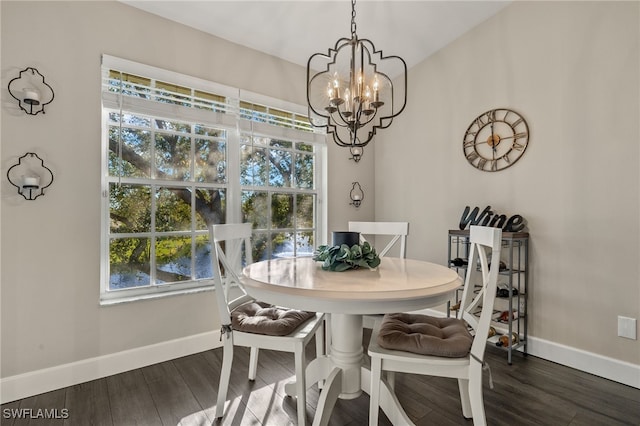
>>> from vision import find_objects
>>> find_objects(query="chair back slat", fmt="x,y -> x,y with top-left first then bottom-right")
457,225 -> 502,361
348,221 -> 409,258
209,223 -> 254,325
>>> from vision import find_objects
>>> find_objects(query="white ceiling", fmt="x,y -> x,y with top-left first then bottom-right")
121,1 -> 511,70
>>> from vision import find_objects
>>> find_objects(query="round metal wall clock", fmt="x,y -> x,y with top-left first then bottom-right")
463,108 -> 529,172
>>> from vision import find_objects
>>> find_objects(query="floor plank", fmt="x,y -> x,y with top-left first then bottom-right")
10,389 -> 67,426
2,332 -> 639,425
106,369 -> 162,426
141,361 -> 207,426
63,379 -> 113,426
1,399 -> 21,426
172,352 -> 221,424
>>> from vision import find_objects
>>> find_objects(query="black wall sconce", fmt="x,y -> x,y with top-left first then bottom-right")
349,182 -> 364,208
349,146 -> 363,163
8,67 -> 55,115
7,152 -> 54,200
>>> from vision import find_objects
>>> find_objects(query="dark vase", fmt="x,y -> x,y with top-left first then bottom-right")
332,231 -> 360,247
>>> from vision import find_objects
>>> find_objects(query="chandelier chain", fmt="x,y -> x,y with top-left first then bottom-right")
350,0 -> 357,38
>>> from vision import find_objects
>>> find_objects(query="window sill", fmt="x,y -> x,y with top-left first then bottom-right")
100,281 -> 215,306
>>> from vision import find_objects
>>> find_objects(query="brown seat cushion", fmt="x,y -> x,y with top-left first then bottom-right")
377,312 -> 473,358
231,301 -> 316,336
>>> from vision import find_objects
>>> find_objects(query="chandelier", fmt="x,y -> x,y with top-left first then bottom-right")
306,0 -> 407,148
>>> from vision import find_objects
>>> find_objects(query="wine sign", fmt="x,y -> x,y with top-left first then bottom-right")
459,206 -> 526,232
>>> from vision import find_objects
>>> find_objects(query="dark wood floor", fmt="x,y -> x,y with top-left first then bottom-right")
2,330 -> 639,425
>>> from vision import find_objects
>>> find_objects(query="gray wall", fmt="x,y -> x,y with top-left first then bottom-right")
374,1 -> 639,364
0,0 -> 367,380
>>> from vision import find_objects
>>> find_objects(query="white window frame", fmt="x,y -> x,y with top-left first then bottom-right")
100,55 -> 327,305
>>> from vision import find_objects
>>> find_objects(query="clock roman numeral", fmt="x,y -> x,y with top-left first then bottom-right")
463,139 -> 475,149
513,140 -> 526,151
466,151 -> 479,163
514,132 -> 527,140
512,118 -> 524,127
477,158 -> 487,170
490,160 -> 498,171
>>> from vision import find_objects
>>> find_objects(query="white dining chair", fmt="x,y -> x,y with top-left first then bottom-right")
349,221 -> 408,258
367,225 -> 502,426
210,223 -> 325,425
349,221 -> 409,329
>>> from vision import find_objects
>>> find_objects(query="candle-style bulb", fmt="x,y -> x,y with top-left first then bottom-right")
362,85 -> 374,115
331,72 -> 343,105
327,72 -> 343,108
371,75 -> 384,108
344,88 -> 351,114
332,72 -> 340,90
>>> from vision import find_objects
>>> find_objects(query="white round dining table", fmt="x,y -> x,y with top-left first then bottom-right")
241,256 -> 461,426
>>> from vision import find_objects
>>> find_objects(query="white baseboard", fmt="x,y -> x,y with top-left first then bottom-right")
2,314 -> 639,404
525,335 -> 640,389
417,308 -> 640,389
0,330 -> 222,404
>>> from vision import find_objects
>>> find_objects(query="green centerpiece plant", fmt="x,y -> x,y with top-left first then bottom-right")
313,241 -> 381,272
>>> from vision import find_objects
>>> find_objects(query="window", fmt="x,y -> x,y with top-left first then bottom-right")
101,55 -> 326,304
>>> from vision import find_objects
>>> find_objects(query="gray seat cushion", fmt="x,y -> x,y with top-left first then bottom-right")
377,312 -> 473,358
231,301 -> 316,336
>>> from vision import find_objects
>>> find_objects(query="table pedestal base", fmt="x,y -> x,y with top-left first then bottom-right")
284,314 -> 412,425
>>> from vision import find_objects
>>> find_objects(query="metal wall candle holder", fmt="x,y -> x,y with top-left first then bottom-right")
7,152 -> 54,200
8,67 -> 55,115
349,182 -> 364,207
